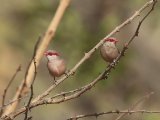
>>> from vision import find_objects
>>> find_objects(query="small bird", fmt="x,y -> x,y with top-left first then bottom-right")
100,37 -> 119,63
44,50 -> 66,82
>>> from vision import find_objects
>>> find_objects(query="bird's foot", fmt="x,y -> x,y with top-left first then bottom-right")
110,60 -> 117,69
64,72 -> 68,76
53,77 -> 57,85
64,69 -> 70,78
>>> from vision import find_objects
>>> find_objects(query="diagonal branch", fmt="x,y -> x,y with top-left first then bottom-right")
32,0 -> 156,104
126,0 -> 157,46
23,77 -> 35,120
24,41 -> 38,120
0,95 -> 28,111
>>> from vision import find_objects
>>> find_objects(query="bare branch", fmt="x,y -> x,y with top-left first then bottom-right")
51,87 -> 85,99
2,0 -> 71,117
32,0 -> 156,103
67,92 -> 154,120
114,2 -> 158,119
2,35 -> 41,118
0,95 -> 28,110
0,65 -> 21,116
67,110 -> 160,120
33,0 -> 157,105
24,57 -> 37,120
127,0 -> 157,46
115,92 -> 154,120
23,85 -> 34,120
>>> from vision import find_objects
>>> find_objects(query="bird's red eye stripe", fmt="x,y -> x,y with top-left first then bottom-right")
105,38 -> 118,43
105,38 -> 114,42
48,52 -> 59,56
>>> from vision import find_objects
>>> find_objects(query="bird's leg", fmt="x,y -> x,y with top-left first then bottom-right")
49,73 -> 57,85
64,69 -> 70,78
49,72 -> 57,84
110,60 -> 117,69
53,76 -> 57,85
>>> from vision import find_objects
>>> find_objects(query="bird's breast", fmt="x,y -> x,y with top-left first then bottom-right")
47,59 -> 66,77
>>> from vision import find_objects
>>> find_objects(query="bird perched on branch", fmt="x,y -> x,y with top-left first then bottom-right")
100,37 -> 119,63
44,50 -> 66,82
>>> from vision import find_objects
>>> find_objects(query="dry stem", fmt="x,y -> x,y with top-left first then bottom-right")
0,65 -> 21,117
2,0 -> 71,117
67,110 -> 160,120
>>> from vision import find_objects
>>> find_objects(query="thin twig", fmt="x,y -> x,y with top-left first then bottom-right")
23,85 -> 34,120
114,1 -> 157,119
67,110 -> 160,120
127,0 -> 157,46
24,37 -> 39,120
32,0 -> 156,103
2,0 -> 71,117
115,92 -> 154,120
0,95 -> 28,110
66,92 -> 154,120
2,37 -> 41,117
0,65 -> 21,116
51,86 -> 87,99
23,58 -> 37,120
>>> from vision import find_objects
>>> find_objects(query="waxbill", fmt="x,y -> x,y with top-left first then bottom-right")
100,37 -> 119,63
44,50 -> 66,81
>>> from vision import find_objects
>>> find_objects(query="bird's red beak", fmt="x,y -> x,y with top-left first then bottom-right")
44,51 -> 48,56
115,39 -> 118,44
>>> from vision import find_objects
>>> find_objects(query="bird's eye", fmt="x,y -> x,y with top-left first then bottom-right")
110,39 -> 114,42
